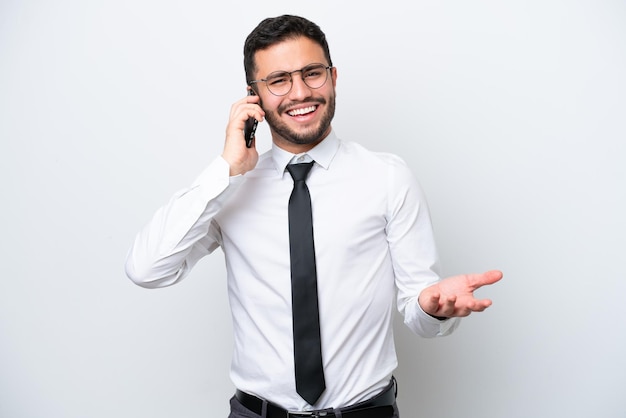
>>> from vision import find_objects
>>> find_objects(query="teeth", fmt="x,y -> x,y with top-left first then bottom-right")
288,106 -> 316,116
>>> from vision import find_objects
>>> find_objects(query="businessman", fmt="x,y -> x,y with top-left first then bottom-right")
125,14 -> 502,418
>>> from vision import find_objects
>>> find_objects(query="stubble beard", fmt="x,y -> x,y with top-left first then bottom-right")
265,94 -> 336,146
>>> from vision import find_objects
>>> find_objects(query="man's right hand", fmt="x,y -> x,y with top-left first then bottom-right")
222,93 -> 265,176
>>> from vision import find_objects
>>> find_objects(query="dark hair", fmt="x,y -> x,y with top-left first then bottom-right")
243,15 -> 333,84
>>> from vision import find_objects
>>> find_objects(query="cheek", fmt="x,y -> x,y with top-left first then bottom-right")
258,94 -> 281,113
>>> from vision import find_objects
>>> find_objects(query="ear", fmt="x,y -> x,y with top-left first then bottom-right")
331,67 -> 338,88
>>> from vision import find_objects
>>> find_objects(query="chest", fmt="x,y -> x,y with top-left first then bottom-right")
217,169 -> 389,253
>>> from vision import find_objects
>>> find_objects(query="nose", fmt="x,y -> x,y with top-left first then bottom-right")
288,71 -> 312,100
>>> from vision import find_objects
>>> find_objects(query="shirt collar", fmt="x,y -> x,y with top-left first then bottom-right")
271,130 -> 339,176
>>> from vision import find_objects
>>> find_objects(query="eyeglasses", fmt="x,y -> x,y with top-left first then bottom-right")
248,63 -> 332,96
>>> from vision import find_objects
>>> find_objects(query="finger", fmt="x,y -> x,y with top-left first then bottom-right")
418,290 -> 441,315
461,298 -> 493,315
473,298 -> 493,311
234,106 -> 264,126
229,96 -> 264,122
246,92 -> 260,104
467,270 -> 503,290
438,295 -> 457,317
426,292 -> 441,313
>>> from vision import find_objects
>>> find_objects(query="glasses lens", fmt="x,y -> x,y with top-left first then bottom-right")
302,64 -> 329,89
265,72 -> 292,96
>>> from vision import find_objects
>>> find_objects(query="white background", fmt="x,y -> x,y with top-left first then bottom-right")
1,1 -> 625,417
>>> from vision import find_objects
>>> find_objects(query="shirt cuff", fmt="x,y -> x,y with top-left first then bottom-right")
412,298 -> 461,336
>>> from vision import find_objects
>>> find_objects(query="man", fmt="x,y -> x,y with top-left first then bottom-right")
125,14 -> 502,418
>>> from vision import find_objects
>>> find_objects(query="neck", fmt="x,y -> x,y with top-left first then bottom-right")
271,126 -> 332,154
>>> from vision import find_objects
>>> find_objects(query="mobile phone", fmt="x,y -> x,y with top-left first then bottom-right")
244,90 -> 258,148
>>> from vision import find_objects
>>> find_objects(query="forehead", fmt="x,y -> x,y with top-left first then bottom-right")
254,36 -> 327,77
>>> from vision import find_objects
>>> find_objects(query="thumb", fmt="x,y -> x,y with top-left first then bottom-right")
468,270 -> 503,289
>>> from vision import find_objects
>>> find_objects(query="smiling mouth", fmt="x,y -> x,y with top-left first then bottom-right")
287,105 -> 317,117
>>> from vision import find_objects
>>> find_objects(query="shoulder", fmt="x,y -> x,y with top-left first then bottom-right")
334,139 -> 425,206
244,149 -> 277,179
336,138 -> 412,174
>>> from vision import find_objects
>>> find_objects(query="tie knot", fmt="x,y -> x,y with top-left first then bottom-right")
287,162 -> 314,182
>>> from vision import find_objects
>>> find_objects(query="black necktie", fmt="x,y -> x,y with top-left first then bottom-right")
287,162 -> 326,405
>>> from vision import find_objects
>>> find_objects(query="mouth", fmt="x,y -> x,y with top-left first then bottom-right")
287,105 -> 318,117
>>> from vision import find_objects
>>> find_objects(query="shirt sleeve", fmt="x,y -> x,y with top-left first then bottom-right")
385,156 -> 461,337
125,156 -> 243,288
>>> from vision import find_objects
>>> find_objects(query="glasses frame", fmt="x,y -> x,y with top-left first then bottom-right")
248,63 -> 333,96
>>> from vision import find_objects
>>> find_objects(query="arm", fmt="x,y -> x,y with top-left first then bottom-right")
124,157 -> 238,288
387,158 -> 501,337
125,93 -> 265,288
385,157 -> 461,337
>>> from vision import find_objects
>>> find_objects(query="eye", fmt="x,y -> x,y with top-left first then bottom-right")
303,66 -> 325,79
266,73 -> 290,86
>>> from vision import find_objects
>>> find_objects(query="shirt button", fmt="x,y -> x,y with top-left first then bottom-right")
297,156 -> 305,162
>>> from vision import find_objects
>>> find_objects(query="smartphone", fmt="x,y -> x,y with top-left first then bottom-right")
244,90 -> 258,148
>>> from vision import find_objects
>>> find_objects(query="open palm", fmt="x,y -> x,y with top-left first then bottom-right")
418,270 -> 503,318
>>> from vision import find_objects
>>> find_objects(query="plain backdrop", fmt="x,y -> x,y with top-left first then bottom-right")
1,1 -> 625,417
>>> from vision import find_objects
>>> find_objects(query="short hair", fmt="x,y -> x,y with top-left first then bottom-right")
243,15 -> 333,84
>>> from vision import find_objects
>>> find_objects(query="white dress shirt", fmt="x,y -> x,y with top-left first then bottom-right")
125,131 -> 460,411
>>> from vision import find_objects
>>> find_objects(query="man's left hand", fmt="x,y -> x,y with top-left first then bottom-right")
418,270 -> 503,319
